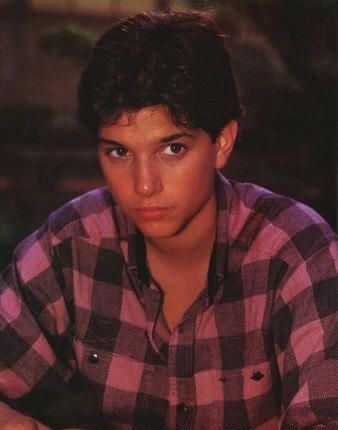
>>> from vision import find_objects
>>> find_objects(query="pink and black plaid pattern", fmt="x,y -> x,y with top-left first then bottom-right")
0,173 -> 337,429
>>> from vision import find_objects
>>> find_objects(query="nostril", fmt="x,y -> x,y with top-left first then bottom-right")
251,371 -> 264,381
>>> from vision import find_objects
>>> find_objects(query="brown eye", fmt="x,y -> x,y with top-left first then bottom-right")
108,147 -> 129,158
170,144 -> 183,153
163,144 -> 185,155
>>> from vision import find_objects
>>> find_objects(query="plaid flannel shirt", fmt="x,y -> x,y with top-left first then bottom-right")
0,173 -> 337,430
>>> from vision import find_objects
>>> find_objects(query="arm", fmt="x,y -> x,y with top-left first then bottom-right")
0,401 -> 96,430
0,223 -> 77,425
272,235 -> 337,429
0,401 -> 52,430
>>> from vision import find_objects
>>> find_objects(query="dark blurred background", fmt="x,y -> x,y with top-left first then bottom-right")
0,0 -> 336,270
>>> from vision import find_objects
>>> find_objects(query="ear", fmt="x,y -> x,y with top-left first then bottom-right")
215,120 -> 238,170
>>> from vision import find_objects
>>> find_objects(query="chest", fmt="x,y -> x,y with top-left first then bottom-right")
72,270 -> 278,429
156,274 -> 207,332
148,259 -> 211,332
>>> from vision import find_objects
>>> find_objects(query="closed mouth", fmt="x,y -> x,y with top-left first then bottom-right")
134,206 -> 171,220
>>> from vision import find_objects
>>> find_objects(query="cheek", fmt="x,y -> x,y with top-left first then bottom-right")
166,156 -> 215,192
107,179 -> 132,203
101,166 -> 132,204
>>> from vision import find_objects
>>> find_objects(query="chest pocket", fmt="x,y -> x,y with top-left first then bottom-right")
73,316 -> 154,423
218,361 -> 273,400
197,326 -> 278,429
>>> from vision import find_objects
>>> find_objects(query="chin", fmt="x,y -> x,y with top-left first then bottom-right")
135,220 -> 182,239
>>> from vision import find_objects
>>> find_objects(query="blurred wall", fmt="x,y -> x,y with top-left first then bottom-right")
0,0 -> 336,270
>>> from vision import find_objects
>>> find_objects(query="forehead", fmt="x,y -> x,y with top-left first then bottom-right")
99,105 -> 196,141
116,106 -> 172,127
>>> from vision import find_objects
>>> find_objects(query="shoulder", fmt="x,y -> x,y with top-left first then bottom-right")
220,176 -> 336,262
12,187 -> 125,283
46,187 -> 123,244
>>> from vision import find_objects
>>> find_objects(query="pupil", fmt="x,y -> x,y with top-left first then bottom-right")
171,144 -> 181,153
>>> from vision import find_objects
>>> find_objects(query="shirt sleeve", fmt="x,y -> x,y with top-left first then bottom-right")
0,221 -> 77,417
272,230 -> 338,429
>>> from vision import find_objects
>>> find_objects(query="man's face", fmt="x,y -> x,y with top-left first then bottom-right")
98,106 -> 234,240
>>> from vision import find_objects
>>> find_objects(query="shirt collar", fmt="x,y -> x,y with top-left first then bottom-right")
122,171 -> 232,293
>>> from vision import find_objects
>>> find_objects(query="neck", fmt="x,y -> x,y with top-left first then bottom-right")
145,193 -> 217,266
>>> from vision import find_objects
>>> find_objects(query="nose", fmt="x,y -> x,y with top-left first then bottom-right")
133,159 -> 163,197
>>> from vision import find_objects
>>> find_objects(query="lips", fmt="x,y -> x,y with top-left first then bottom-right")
134,206 -> 170,220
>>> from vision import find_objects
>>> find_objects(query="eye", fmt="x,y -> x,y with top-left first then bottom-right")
162,144 -> 186,156
106,146 -> 129,158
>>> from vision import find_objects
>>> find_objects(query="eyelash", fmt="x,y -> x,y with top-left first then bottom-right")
106,147 -> 129,158
162,144 -> 186,156
105,143 -> 186,159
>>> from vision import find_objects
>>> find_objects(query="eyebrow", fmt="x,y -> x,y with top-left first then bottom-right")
97,137 -> 123,146
97,132 -> 195,146
160,132 -> 195,143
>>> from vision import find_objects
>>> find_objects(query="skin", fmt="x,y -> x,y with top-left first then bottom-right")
0,400 -> 95,430
0,106 -> 237,424
98,105 -> 237,252
98,105 -> 238,330
0,402 -> 48,430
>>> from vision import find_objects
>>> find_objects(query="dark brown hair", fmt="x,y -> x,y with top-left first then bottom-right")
78,11 -> 241,141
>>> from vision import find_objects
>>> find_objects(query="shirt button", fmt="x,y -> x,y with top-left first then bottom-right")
178,403 -> 188,414
88,352 -> 99,364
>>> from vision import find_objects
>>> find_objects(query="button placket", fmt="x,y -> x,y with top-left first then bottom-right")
176,400 -> 196,430
177,402 -> 188,414
178,323 -> 184,334
174,319 -> 197,429
178,400 -> 195,414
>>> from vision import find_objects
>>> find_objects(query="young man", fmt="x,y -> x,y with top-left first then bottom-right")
0,11 -> 337,430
